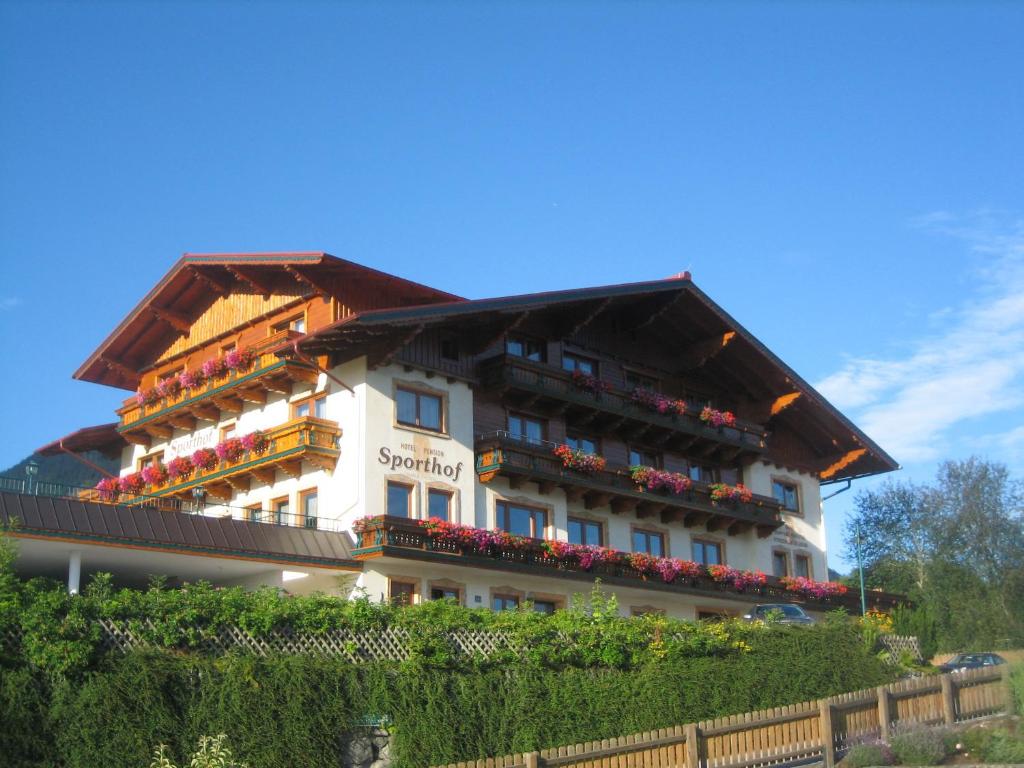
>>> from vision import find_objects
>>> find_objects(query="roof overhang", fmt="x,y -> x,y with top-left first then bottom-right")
74,252 -> 462,391
36,423 -> 127,459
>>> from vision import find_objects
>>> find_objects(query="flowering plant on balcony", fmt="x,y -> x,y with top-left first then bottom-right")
166,456 -> 195,482
224,346 -> 256,372
708,483 -> 753,504
352,515 -> 384,534
631,387 -> 686,417
552,444 -> 607,474
135,387 -> 160,407
118,472 -> 146,496
571,369 -> 610,394
156,377 -> 181,399
626,551 -> 659,576
192,448 -> 218,471
239,430 -> 269,455
655,558 -> 705,584
95,476 -> 121,501
140,463 -> 168,487
700,406 -> 736,428
216,438 -> 245,463
707,564 -> 767,591
178,369 -> 205,390
780,576 -> 848,600
630,466 -> 692,495
201,357 -> 228,379
420,517 -> 529,555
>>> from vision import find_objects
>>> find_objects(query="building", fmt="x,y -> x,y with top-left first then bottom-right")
2,252 -> 901,618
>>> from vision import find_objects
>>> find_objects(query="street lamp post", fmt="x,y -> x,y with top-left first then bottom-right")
855,522 -> 867,616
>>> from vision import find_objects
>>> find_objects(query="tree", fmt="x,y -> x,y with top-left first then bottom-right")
844,457 -> 1024,652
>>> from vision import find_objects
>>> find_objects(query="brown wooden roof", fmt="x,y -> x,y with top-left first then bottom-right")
36,423 -> 126,459
0,491 -> 360,570
289,275 -> 898,482
74,252 -> 462,390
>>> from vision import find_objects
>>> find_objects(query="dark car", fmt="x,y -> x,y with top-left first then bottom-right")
937,653 -> 1006,673
743,604 -> 815,625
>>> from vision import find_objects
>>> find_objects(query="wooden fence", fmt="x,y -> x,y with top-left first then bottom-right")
433,666 -> 1013,768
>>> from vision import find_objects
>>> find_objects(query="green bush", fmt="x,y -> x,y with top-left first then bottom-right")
889,727 -> 949,766
982,728 -> 1024,764
838,741 -> 894,768
1010,663 -> 1024,715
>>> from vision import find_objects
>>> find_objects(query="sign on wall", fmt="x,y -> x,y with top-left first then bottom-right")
378,445 -> 464,481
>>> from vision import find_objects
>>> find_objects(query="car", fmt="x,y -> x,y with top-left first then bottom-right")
742,604 -> 815,625
937,653 -> 1006,673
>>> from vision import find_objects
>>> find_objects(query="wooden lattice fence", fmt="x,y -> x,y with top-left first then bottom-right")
879,634 -> 923,664
434,665 -> 1013,768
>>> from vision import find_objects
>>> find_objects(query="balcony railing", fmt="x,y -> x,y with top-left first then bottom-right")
0,474 -> 344,532
118,330 -> 318,441
87,417 -> 340,503
475,431 -> 782,536
352,515 -> 903,613
478,355 -> 767,460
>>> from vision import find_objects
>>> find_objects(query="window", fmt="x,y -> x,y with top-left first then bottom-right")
219,424 -> 236,442
565,433 -> 598,454
692,538 -> 722,566
430,586 -> 461,602
396,386 -> 443,432
245,503 -> 264,523
688,463 -> 718,483
493,594 -> 520,611
532,600 -> 557,614
629,447 -> 660,468
632,528 -> 665,557
568,517 -> 603,546
299,489 -> 318,529
508,413 -> 545,444
427,488 -> 451,521
794,554 -> 811,579
496,501 -> 547,538
506,336 -> 545,362
624,370 -> 658,391
273,315 -> 306,334
772,480 -> 800,513
272,497 -> 291,525
138,451 -> 164,471
772,551 -> 789,577
562,352 -> 597,374
389,579 -> 417,606
387,482 -> 413,518
294,393 -> 327,419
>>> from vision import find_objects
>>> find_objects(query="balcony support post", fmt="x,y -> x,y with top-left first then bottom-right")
67,550 -> 82,596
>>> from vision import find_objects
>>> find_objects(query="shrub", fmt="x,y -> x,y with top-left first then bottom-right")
889,727 -> 948,766
1011,663 -> 1024,715
839,741 -> 894,768
983,728 -> 1024,764
151,735 -> 249,768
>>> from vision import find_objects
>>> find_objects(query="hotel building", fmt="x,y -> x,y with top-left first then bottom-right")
2,253 -> 900,618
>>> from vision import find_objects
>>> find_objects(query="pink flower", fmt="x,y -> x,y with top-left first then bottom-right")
192,448 -> 218,471
709,483 -> 753,504
118,472 -> 146,496
166,456 -> 194,481
135,387 -> 160,407
156,377 -> 181,399
630,466 -> 692,495
571,369 -> 611,394
201,357 -> 227,379
553,444 -> 607,474
140,463 -> 168,487
178,369 -> 204,390
700,406 -> 737,428
239,430 -> 269,455
632,388 -> 686,417
224,347 -> 256,372
215,438 -> 245,463
95,476 -> 121,501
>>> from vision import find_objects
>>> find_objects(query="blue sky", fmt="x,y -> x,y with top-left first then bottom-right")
1,1 -> 1022,570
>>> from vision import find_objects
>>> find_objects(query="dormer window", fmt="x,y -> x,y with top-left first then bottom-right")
506,336 -> 545,362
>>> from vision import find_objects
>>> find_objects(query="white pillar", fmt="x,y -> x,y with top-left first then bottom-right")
68,550 -> 82,595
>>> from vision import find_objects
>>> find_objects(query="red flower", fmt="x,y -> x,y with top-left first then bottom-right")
118,472 -> 146,496
216,438 -> 245,463
192,448 -> 218,471
166,456 -> 194,481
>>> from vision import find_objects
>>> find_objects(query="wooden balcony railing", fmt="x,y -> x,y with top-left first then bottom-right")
475,432 -> 783,537
478,355 -> 767,461
352,515 -> 904,613
118,330 -> 317,444
96,417 -> 340,502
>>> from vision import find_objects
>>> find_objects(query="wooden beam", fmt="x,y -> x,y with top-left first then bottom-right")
727,520 -> 754,536
211,396 -> 244,414
226,265 -> 275,296
680,331 -> 736,370
147,305 -> 191,333
770,391 -> 802,417
191,404 -> 221,422
561,485 -> 586,503
611,497 -> 638,515
122,431 -> 150,448
368,325 -> 425,369
636,501 -> 667,519
237,388 -> 267,405
820,448 -> 867,480
204,481 -> 234,500
263,375 -> 293,395
144,424 -> 173,440
705,515 -> 728,532
556,297 -> 614,337
284,265 -> 333,298
188,266 -> 232,295
537,480 -> 557,495
617,291 -> 684,332
251,466 -> 277,486
660,509 -> 686,524
756,524 -> 776,539
167,414 -> 197,431
508,476 -> 524,490
278,459 -> 303,478
100,356 -> 138,381
584,491 -> 612,510
683,511 -> 711,528
225,475 -> 250,492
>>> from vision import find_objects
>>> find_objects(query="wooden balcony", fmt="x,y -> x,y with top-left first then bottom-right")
475,433 -> 783,537
478,355 -> 767,462
352,516 -> 902,613
118,330 -> 318,447
126,417 -> 340,501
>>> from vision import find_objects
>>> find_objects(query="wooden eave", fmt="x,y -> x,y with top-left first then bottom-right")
73,253 -> 461,391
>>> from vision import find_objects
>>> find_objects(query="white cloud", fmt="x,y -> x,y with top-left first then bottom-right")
0,297 -> 22,311
816,212 -> 1024,466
